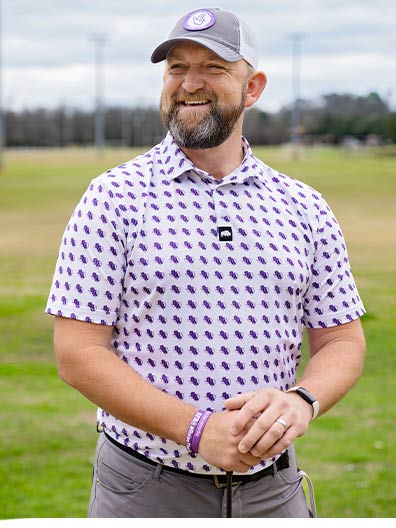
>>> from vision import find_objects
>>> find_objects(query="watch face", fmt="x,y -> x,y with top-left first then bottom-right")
296,387 -> 317,405
288,386 -> 319,421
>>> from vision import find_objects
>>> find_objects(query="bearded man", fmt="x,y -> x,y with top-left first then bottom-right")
46,7 -> 365,518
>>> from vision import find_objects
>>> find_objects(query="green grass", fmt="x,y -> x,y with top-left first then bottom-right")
0,145 -> 395,518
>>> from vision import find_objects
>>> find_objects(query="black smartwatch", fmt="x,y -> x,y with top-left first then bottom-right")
287,386 -> 319,420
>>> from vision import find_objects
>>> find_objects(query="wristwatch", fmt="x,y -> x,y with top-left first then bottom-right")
287,386 -> 319,421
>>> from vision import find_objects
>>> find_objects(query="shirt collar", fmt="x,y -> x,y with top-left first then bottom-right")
155,132 -> 266,187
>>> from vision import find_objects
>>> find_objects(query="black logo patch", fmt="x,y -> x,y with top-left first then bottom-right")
218,226 -> 233,242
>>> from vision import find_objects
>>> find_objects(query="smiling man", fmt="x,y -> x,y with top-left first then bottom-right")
46,8 -> 366,518
160,41 -> 253,150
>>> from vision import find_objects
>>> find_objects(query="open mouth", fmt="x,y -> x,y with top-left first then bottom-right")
180,100 -> 211,107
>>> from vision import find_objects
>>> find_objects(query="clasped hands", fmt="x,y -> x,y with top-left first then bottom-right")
198,387 -> 312,473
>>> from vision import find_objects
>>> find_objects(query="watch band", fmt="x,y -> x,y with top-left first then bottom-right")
287,386 -> 320,421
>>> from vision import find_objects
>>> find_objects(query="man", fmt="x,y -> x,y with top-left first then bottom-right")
46,8 -> 366,518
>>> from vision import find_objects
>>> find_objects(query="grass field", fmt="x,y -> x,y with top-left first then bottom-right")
0,144 -> 395,518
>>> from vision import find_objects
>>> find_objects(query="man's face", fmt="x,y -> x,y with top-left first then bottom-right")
160,41 -> 251,150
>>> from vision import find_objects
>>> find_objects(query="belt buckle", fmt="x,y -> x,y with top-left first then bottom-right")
213,475 -> 244,489
213,475 -> 227,489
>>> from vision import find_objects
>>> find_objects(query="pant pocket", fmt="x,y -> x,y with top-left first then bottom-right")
96,437 -> 156,496
276,464 -> 317,517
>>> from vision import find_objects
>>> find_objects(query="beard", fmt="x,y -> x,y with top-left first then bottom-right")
160,89 -> 246,150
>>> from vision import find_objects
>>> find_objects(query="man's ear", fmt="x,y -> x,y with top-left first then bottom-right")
245,71 -> 267,109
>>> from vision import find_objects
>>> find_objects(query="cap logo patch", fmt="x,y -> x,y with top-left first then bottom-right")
183,9 -> 216,31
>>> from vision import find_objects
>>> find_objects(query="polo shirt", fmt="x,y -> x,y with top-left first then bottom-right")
46,132 -> 365,474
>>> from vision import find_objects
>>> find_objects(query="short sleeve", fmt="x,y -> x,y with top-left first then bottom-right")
45,177 -> 128,325
303,196 -> 365,328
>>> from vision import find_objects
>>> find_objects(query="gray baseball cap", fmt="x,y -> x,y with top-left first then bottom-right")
151,8 -> 259,70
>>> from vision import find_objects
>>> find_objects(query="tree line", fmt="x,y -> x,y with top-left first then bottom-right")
5,92 -> 396,148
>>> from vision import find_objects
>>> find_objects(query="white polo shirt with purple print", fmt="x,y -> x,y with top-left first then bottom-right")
46,133 -> 365,474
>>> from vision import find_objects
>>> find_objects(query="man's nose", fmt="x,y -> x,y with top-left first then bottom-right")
182,69 -> 205,93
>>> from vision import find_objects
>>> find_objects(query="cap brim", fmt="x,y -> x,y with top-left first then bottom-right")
151,37 -> 243,64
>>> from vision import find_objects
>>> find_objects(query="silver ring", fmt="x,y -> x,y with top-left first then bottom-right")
275,418 -> 289,433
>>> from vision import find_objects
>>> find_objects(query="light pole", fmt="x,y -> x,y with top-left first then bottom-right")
0,0 -> 4,170
91,34 -> 107,154
290,33 -> 304,145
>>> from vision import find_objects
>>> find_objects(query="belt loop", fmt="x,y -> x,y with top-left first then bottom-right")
153,463 -> 163,481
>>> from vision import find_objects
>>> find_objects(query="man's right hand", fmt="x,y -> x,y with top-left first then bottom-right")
198,410 -> 261,472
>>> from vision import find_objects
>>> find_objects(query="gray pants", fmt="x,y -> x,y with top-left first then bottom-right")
88,433 -> 312,518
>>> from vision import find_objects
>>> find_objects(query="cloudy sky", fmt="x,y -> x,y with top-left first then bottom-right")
4,0 -> 396,113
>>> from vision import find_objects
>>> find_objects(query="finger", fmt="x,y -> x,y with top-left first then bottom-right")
249,421 -> 290,457
229,393 -> 271,435
232,461 -> 253,473
240,452 -> 261,468
238,414 -> 284,454
224,391 -> 257,411
253,428 -> 294,459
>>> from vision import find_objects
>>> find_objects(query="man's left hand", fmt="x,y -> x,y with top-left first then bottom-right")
224,388 -> 312,459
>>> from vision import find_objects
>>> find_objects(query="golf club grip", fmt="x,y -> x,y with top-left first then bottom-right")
226,471 -> 233,517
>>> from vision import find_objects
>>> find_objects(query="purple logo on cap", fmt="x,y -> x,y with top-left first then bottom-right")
183,9 -> 216,31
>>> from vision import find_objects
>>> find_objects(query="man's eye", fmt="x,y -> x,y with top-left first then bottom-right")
207,64 -> 226,72
169,64 -> 185,71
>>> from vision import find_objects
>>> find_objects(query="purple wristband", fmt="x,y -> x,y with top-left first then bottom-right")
186,410 -> 213,455
190,411 -> 212,454
185,410 -> 205,454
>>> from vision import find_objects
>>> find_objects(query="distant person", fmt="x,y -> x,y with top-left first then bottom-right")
46,7 -> 366,518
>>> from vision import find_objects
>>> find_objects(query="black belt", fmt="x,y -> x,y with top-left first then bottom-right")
104,431 -> 289,488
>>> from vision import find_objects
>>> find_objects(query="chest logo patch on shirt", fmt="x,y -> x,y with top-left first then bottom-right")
218,226 -> 233,242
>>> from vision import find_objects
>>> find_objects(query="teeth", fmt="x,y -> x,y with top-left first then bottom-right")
184,101 -> 209,105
